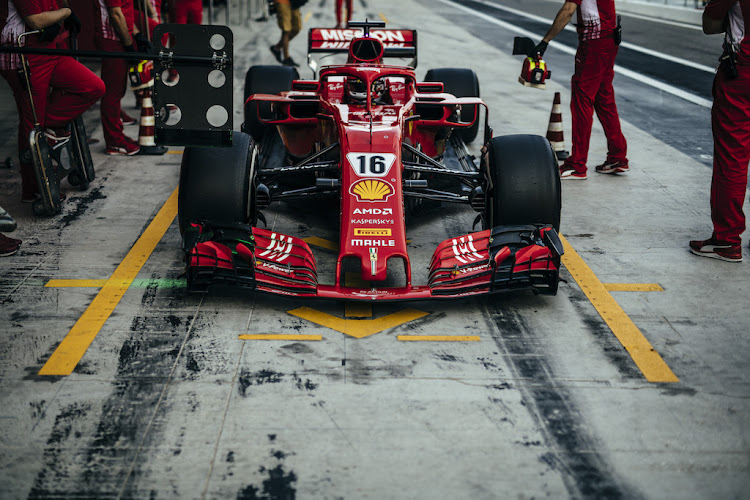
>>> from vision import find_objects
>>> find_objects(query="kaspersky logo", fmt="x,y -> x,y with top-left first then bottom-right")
350,179 -> 394,202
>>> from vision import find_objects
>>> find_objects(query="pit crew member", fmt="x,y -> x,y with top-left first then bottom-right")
94,0 -> 144,155
530,0 -> 629,180
270,0 -> 302,67
335,0 -> 352,28
690,0 -> 749,262
1,0 -> 105,201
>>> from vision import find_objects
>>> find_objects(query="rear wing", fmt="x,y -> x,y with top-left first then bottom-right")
307,27 -> 417,76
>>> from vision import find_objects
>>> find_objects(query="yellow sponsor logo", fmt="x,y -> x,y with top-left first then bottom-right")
354,228 -> 392,236
350,179 -> 394,202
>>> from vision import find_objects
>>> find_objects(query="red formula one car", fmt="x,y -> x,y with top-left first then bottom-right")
178,21 -> 563,301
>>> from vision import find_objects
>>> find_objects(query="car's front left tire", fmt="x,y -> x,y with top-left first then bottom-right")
178,131 -> 256,235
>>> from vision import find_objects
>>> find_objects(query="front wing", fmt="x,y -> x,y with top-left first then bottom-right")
182,223 -> 563,300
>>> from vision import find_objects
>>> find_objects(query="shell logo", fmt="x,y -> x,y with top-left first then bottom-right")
350,179 -> 394,202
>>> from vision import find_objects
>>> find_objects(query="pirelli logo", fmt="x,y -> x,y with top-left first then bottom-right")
354,228 -> 392,236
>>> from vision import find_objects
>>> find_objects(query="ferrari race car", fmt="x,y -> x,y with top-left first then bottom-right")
177,21 -> 563,301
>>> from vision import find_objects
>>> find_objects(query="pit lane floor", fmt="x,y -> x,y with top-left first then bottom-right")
0,1 -> 748,498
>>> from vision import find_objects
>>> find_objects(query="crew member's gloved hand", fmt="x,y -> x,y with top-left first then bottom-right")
124,43 -> 137,53
39,23 -> 61,42
527,40 -> 548,59
133,33 -> 152,53
64,11 -> 82,35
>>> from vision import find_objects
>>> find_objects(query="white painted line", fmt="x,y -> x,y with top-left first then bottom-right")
469,0 -> 702,31
435,0 -> 714,109
455,0 -> 714,73
613,64 -> 713,108
619,11 -> 703,31
620,41 -> 715,73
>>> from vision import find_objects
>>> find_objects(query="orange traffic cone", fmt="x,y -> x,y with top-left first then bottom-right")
546,92 -> 569,161
136,87 -> 168,155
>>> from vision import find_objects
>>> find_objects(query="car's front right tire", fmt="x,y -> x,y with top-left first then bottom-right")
483,134 -> 561,231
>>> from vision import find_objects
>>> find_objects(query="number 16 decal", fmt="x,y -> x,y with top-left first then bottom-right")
347,153 -> 396,178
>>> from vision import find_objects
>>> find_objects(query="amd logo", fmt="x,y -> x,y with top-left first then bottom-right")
353,208 -> 393,215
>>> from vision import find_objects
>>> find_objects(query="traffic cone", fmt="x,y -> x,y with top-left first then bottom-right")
546,92 -> 569,161
136,87 -> 168,155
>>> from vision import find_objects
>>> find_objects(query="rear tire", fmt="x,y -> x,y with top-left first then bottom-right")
67,170 -> 83,188
243,65 -> 299,142
424,68 -> 480,144
32,199 -> 47,216
483,134 -> 561,231
29,129 -> 61,216
178,132 -> 256,235
69,116 -> 95,187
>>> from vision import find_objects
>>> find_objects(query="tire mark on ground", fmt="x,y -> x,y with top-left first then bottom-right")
481,299 -> 641,499
27,274 -> 201,497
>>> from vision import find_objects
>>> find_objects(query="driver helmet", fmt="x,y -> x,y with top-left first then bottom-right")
346,77 -> 368,103
371,79 -> 387,104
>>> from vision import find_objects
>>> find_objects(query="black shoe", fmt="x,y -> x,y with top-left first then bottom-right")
282,57 -> 299,67
270,45 -> 283,63
0,206 -> 17,233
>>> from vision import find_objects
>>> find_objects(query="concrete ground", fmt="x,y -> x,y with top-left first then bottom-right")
0,0 -> 748,498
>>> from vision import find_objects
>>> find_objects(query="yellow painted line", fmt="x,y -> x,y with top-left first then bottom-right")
304,236 -> 338,251
288,307 -> 428,339
604,283 -> 664,292
379,13 -> 388,23
398,335 -> 480,342
167,150 -> 183,154
38,188 -> 179,376
46,279 -> 107,288
304,11 -> 312,23
239,334 -> 322,341
344,272 -> 372,318
560,235 -> 678,383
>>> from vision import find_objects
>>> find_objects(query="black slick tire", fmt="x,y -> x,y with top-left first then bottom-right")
29,128 -> 61,216
424,67 -> 480,144
483,134 -> 561,231
178,131 -> 256,235
243,65 -> 299,142
69,116 -> 95,189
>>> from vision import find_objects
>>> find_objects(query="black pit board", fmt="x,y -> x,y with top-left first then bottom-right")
153,24 -> 233,147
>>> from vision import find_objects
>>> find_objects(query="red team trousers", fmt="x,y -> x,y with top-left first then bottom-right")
567,37 -> 627,172
1,54 -> 104,195
710,64 -> 750,245
171,0 -> 203,24
336,0 -> 352,26
4,55 -> 104,148
97,38 -> 130,148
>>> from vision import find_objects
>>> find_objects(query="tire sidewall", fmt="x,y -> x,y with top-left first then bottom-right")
484,134 -> 561,231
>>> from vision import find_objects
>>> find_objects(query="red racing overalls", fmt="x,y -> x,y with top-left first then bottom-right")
704,0 -> 750,246
562,0 -> 628,174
